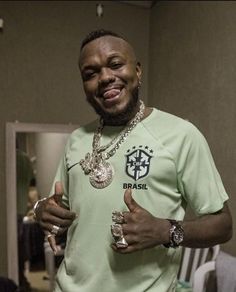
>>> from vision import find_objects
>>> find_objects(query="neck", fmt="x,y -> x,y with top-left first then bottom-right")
103,106 -> 152,127
103,100 -> 148,127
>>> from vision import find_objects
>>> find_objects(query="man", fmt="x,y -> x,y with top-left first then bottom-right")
34,29 -> 232,291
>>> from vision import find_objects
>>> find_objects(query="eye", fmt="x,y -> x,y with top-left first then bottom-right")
82,70 -> 96,81
110,62 -> 123,70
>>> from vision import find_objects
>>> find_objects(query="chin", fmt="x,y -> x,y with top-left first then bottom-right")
87,90 -> 139,126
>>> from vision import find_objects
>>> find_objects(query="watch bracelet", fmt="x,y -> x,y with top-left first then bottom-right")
163,219 -> 184,248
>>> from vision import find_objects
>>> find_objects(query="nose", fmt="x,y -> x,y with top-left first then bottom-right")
98,67 -> 115,85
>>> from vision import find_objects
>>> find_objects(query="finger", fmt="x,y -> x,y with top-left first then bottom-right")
45,203 -> 76,220
124,188 -> 142,212
55,181 -> 63,195
122,223 -> 135,235
41,214 -> 75,228
111,243 -> 136,254
52,226 -> 67,236
42,220 -> 68,235
122,233 -> 138,245
47,234 -> 59,254
122,211 -> 132,223
54,181 -> 64,205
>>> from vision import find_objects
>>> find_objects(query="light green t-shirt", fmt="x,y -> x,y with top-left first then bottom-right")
53,108 -> 228,292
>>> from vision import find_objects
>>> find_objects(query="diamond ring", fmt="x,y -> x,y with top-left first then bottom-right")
112,211 -> 125,224
47,233 -> 54,239
111,224 -> 128,248
51,225 -> 60,235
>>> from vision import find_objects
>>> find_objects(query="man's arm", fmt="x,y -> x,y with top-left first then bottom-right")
182,203 -> 232,248
112,189 -> 232,253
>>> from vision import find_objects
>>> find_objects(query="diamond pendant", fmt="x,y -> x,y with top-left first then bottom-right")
89,161 -> 114,189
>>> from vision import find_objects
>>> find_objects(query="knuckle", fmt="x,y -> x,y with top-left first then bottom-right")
132,224 -> 139,233
41,212 -> 49,222
58,220 -> 68,227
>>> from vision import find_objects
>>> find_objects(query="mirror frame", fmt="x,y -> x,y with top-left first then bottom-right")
6,122 -> 78,284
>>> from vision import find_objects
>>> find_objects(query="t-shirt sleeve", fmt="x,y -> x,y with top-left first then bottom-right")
177,123 -> 228,215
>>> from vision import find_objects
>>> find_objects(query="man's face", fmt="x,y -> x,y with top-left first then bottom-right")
79,36 -> 142,125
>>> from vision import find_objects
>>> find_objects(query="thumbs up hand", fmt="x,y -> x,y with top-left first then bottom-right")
111,189 -> 170,254
34,181 -> 77,253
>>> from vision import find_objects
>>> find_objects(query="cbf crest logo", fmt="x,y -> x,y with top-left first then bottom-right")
125,146 -> 153,181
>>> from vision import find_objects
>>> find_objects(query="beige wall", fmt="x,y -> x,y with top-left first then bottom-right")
149,1 -> 236,256
0,1 -> 150,276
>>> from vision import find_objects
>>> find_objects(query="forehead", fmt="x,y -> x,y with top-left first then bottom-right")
79,36 -> 136,68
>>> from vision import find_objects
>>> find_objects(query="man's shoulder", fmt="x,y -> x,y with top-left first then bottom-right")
145,108 -> 207,158
65,119 -> 98,149
145,108 -> 198,138
70,119 -> 98,137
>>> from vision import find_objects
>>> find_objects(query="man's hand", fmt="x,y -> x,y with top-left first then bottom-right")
34,181 -> 76,253
111,189 -> 170,253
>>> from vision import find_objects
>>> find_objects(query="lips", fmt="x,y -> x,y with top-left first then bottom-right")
103,88 -> 121,99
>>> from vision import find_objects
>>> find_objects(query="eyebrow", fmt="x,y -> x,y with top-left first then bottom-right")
107,53 -> 123,60
81,54 -> 125,72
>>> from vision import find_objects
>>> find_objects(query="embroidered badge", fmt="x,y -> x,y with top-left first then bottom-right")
125,146 -> 153,181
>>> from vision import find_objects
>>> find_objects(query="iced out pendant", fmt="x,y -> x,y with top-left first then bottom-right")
89,161 -> 114,189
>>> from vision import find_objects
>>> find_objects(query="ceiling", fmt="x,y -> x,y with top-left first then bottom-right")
119,1 -> 156,9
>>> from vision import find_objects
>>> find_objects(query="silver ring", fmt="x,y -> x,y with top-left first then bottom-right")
111,223 -> 123,238
111,224 -> 128,248
51,225 -> 60,235
116,237 -> 128,248
112,211 -> 125,224
47,233 -> 54,239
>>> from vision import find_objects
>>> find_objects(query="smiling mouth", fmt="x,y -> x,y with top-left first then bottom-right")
103,88 -> 121,100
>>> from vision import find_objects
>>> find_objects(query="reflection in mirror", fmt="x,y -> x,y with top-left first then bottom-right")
17,132 -> 69,291
6,123 -> 77,292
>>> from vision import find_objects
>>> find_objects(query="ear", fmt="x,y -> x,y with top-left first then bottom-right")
136,61 -> 142,81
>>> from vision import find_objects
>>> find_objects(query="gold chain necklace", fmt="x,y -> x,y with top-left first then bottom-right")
79,100 -> 145,188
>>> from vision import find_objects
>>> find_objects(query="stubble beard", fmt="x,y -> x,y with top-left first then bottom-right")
87,86 -> 139,126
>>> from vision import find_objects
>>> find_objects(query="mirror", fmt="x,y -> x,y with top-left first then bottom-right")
6,122 -> 78,290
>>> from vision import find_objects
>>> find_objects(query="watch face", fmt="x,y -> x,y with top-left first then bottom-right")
173,229 -> 184,245
164,220 -> 184,248
171,222 -> 184,247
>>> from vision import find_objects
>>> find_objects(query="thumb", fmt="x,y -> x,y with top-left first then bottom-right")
53,181 -> 64,205
124,188 -> 141,212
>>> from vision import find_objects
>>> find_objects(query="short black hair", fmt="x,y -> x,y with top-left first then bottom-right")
80,29 -> 125,51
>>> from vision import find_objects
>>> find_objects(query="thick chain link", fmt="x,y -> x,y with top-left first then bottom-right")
80,100 -> 145,176
93,100 -> 145,159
